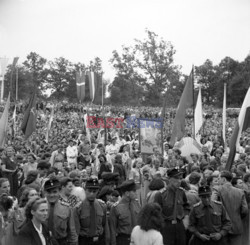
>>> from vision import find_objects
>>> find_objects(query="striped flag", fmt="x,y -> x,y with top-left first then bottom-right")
76,71 -> 86,102
45,106 -> 55,143
21,91 -> 37,139
170,68 -> 194,146
225,87 -> 250,170
222,83 -> 227,149
194,86 -> 203,138
0,94 -> 10,146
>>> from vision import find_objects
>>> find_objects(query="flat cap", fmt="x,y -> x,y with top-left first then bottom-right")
85,178 -> 100,189
44,177 -> 61,191
198,185 -> 212,196
167,167 -> 183,178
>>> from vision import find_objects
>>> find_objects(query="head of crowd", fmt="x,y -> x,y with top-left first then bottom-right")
0,101 -> 249,245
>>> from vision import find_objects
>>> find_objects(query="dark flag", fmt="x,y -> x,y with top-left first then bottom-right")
170,68 -> 194,146
21,92 -> 37,139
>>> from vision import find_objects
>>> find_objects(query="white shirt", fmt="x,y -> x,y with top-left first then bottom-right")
66,145 -> 78,158
130,225 -> 163,245
32,221 -> 46,245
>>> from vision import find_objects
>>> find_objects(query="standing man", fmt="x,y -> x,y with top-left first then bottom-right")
109,180 -> 141,245
44,177 -> 78,245
215,170 -> 248,245
189,185 -> 231,245
74,177 -> 107,245
66,139 -> 78,169
154,167 -> 190,245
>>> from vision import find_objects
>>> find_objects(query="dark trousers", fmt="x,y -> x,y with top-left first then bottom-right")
78,235 -> 105,245
55,238 -> 67,245
116,234 -> 131,245
191,236 -> 227,245
161,220 -> 186,245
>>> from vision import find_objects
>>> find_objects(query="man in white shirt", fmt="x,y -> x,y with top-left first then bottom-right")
66,140 -> 78,169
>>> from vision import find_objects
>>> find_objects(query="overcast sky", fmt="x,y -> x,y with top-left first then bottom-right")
0,0 -> 249,81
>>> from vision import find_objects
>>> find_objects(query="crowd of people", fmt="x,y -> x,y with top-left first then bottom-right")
0,101 -> 248,245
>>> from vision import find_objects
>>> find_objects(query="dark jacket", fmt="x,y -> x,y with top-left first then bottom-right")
216,182 -> 249,234
18,220 -> 54,245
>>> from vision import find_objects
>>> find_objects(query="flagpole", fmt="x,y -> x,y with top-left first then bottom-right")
102,73 -> 104,108
16,66 -> 18,101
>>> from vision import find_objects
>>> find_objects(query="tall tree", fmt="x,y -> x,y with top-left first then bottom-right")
47,57 -> 74,100
23,52 -> 48,93
110,29 -> 181,106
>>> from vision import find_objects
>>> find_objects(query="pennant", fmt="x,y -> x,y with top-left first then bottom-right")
170,68 -> 194,146
0,94 -> 10,146
76,71 -> 86,102
222,83 -> 227,149
45,106 -> 55,143
88,71 -> 96,102
225,87 -> 250,170
93,73 -> 103,105
21,92 -> 37,139
194,86 -> 203,137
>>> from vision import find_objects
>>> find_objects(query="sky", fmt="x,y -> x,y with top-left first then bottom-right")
0,0 -> 250,82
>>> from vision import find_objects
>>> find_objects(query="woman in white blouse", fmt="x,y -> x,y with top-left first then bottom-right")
130,203 -> 164,245
18,197 -> 53,245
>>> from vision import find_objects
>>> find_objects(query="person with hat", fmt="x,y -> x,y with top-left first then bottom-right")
154,167 -> 190,245
74,177 -> 108,245
189,185 -> 231,245
44,177 -> 78,245
109,179 -> 141,245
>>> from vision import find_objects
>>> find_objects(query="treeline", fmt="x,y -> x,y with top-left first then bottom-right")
3,30 -> 250,107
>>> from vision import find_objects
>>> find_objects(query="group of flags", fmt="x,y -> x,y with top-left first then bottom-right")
168,67 -> 250,170
0,62 -> 249,172
76,71 -> 103,104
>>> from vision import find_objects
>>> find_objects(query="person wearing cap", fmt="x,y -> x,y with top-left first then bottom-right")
74,177 -> 108,245
189,185 -> 231,244
109,180 -> 141,245
44,177 -> 78,245
66,139 -> 78,170
154,167 -> 190,245
214,170 -> 248,245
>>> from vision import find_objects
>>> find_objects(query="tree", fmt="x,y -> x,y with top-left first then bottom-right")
47,57 -> 75,100
195,59 -> 219,105
23,52 -> 48,94
110,29 -> 182,106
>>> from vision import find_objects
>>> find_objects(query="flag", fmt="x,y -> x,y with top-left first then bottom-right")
88,71 -> 96,102
76,71 -> 86,102
225,87 -> 250,170
0,94 -> 10,146
11,105 -> 17,137
222,83 -> 227,148
21,92 -> 37,139
45,106 -> 55,143
170,68 -> 194,146
83,113 -> 91,144
194,86 -> 203,138
93,73 -> 103,105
